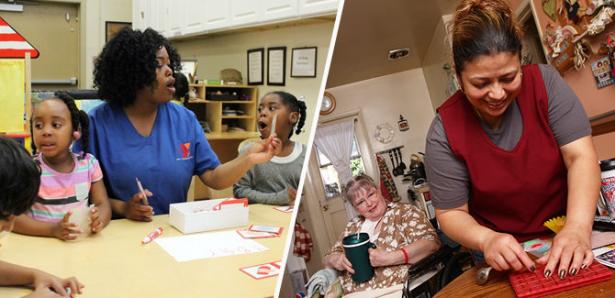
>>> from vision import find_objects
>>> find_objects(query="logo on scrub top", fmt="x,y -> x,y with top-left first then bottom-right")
178,142 -> 192,160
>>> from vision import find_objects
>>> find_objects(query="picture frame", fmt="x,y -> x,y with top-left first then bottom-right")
267,46 -> 286,86
291,47 -> 317,78
180,59 -> 198,83
247,48 -> 264,85
105,21 -> 131,43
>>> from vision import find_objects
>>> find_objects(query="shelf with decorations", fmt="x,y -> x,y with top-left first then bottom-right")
184,83 -> 259,140
183,83 -> 260,201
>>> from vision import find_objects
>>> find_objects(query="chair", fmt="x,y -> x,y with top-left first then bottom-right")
402,245 -> 473,298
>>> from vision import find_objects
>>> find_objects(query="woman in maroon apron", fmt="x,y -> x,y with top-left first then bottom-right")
425,0 -> 600,279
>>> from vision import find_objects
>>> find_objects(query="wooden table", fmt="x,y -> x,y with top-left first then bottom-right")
435,266 -> 615,297
0,204 -> 290,298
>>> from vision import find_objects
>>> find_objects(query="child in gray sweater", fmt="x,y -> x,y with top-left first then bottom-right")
233,91 -> 307,205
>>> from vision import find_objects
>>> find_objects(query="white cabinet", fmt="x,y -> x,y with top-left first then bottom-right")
230,0 -> 260,26
146,0 -> 163,33
132,0 -> 146,31
165,0 -> 184,37
133,0 -> 337,39
183,0 -> 206,35
203,0 -> 231,31
298,0 -> 338,16
261,0 -> 298,22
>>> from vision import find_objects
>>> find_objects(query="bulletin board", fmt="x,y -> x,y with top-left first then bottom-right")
0,59 -> 25,133
0,16 -> 38,138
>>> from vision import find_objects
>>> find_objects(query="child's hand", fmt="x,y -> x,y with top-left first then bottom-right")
30,269 -> 84,297
247,134 -> 282,164
24,287 -> 64,298
52,212 -> 81,241
125,190 -> 154,222
89,207 -> 103,233
288,187 -> 297,207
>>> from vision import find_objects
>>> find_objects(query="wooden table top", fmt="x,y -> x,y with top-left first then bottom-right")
435,265 -> 615,297
0,204 -> 290,298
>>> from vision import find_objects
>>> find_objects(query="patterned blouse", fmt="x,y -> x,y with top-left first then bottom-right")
326,202 -> 439,295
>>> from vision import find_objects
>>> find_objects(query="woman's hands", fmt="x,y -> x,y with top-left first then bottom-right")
327,252 -> 355,274
123,190 -> 154,222
480,231 -> 535,272
536,225 -> 593,278
368,247 -> 401,267
246,134 -> 282,165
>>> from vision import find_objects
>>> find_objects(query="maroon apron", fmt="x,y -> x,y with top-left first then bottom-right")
438,64 -> 567,242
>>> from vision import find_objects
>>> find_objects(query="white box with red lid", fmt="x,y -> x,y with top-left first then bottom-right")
169,198 -> 249,234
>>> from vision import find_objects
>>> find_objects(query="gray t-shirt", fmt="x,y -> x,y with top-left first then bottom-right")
425,64 -> 591,209
233,142 -> 306,205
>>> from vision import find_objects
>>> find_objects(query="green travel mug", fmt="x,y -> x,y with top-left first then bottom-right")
343,232 -> 376,283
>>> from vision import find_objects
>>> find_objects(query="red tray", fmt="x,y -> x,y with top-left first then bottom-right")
509,261 -> 612,297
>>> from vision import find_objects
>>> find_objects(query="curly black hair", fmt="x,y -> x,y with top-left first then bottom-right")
30,91 -> 89,158
0,137 -> 40,220
93,27 -> 182,107
266,91 -> 307,139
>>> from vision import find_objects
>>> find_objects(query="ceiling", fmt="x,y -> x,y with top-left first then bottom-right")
326,0 -> 459,88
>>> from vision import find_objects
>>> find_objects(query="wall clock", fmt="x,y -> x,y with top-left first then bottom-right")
320,91 -> 336,115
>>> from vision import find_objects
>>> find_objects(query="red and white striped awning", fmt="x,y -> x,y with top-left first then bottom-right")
0,16 -> 39,58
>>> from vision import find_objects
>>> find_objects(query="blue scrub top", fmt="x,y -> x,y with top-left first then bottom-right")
77,102 -> 220,214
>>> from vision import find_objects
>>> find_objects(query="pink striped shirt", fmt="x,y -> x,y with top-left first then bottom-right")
29,153 -> 103,222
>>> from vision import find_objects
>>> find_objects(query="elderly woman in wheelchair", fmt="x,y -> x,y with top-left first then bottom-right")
322,174 -> 441,296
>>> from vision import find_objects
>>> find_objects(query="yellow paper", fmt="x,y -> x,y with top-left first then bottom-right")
0,59 -> 25,133
544,215 -> 566,234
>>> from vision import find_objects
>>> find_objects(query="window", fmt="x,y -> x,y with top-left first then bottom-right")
316,136 -> 365,199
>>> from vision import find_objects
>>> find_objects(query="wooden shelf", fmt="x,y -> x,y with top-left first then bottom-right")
205,131 -> 260,140
190,83 -> 254,89
185,84 -> 258,134
184,84 -> 260,202
222,115 -> 253,119
188,99 -> 253,104
591,110 -> 615,136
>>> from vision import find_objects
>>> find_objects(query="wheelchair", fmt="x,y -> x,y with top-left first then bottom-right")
402,243 -> 473,298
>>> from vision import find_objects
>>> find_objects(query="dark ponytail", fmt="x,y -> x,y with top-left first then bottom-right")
77,109 -> 89,157
295,100 -> 307,137
267,91 -> 307,138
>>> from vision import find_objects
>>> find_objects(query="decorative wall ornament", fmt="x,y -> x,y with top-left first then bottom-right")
543,0 -> 558,21
374,122 -> 394,144
544,0 -> 615,74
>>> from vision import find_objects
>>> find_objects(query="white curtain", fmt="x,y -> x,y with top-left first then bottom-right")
315,119 -> 358,219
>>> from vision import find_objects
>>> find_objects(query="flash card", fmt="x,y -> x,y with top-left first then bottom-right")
236,229 -> 279,239
273,206 -> 293,213
240,261 -> 281,280
522,237 -> 552,258
248,225 -> 283,235
271,112 -> 278,136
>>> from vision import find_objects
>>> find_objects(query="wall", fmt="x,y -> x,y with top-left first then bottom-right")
422,15 -> 452,111
0,1 -> 79,91
172,20 -> 335,145
25,0 -> 131,89
326,68 -> 436,201
526,0 -> 615,160
80,0 -> 132,89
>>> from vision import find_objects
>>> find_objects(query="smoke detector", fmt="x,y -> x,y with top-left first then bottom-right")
388,48 -> 410,60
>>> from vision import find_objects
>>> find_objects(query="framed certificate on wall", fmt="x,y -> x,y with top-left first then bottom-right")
247,48 -> 264,85
291,47 -> 317,78
267,47 -> 286,86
